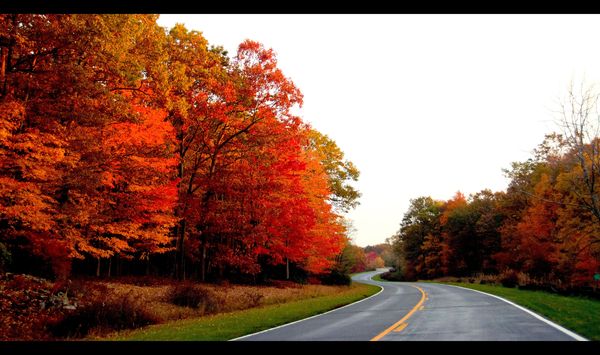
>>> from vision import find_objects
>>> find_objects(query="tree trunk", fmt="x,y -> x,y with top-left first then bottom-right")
107,257 -> 112,278
201,242 -> 207,282
146,256 -> 151,276
207,260 -> 212,276
0,46 -> 6,97
179,219 -> 186,280
116,255 -> 121,277
0,16 -> 16,98
96,257 -> 101,278
173,224 -> 180,279
285,237 -> 290,280
173,127 -> 185,280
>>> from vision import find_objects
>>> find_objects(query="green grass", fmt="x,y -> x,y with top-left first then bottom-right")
371,273 -> 387,282
105,282 -> 381,341
440,282 -> 600,340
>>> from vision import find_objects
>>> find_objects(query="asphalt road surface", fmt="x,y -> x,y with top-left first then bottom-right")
235,269 -> 585,341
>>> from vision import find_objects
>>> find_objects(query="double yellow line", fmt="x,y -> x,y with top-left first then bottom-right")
370,285 -> 427,341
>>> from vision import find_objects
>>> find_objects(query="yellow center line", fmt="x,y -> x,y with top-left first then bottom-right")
370,285 -> 427,341
393,323 -> 408,332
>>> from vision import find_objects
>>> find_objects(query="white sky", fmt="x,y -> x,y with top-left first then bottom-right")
157,14 -> 600,247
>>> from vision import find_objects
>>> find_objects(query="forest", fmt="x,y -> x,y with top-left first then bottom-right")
389,86 -> 600,292
0,14 -> 368,284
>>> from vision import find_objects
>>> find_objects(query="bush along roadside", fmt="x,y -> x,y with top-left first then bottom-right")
106,282 -> 381,341
1,272 -> 378,340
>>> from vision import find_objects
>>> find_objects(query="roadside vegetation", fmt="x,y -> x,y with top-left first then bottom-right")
0,273 -> 380,340
104,282 -> 381,340
370,273 -> 386,282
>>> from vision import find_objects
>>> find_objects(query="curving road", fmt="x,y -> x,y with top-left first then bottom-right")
234,269 -> 585,341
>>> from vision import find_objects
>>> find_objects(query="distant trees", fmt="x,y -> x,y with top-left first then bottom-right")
392,196 -> 442,280
365,251 -> 385,269
389,83 -> 600,289
333,241 -> 394,275
336,242 -> 367,274
365,242 -> 396,267
0,15 -> 360,282
554,81 -> 600,233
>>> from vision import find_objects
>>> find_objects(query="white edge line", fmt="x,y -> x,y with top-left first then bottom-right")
229,275 -> 385,341
440,283 -> 588,341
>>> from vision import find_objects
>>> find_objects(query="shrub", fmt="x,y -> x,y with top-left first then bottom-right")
0,273 -> 65,340
48,289 -> 159,338
112,275 -> 176,287
320,270 -> 351,286
0,243 -> 11,272
381,269 -> 405,282
265,280 -> 302,289
166,282 -> 222,314
500,269 -> 519,288
240,289 -> 264,308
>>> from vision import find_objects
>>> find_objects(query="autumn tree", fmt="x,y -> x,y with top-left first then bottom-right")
335,242 -> 367,274
364,242 -> 396,267
468,190 -> 505,273
0,14 -> 75,278
307,129 -> 360,213
162,23 -> 230,280
178,39 -> 306,281
54,15 -> 178,277
390,196 -> 443,280
438,191 -> 505,276
365,251 -> 385,270
161,31 -> 347,281
498,133 -> 600,285
553,81 -> 600,231
0,16 -> 355,284
387,82 -> 600,289
0,14 -> 178,278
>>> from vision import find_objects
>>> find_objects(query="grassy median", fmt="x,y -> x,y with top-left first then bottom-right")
441,282 -> 600,341
105,282 -> 381,341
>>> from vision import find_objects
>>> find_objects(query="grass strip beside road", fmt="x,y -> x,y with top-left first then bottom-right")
441,282 -> 600,341
371,273 -> 386,282
107,282 -> 381,341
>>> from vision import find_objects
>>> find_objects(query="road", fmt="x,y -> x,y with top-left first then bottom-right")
235,269 -> 585,341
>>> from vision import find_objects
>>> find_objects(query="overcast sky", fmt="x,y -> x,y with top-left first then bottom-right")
157,14 -> 600,247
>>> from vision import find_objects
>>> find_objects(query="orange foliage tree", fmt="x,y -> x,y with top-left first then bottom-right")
0,15 -> 178,278
1,15 -> 352,282
391,133 -> 600,289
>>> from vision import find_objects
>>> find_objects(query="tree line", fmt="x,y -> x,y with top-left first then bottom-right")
335,242 -> 396,275
0,14 -> 361,282
390,83 -> 600,290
